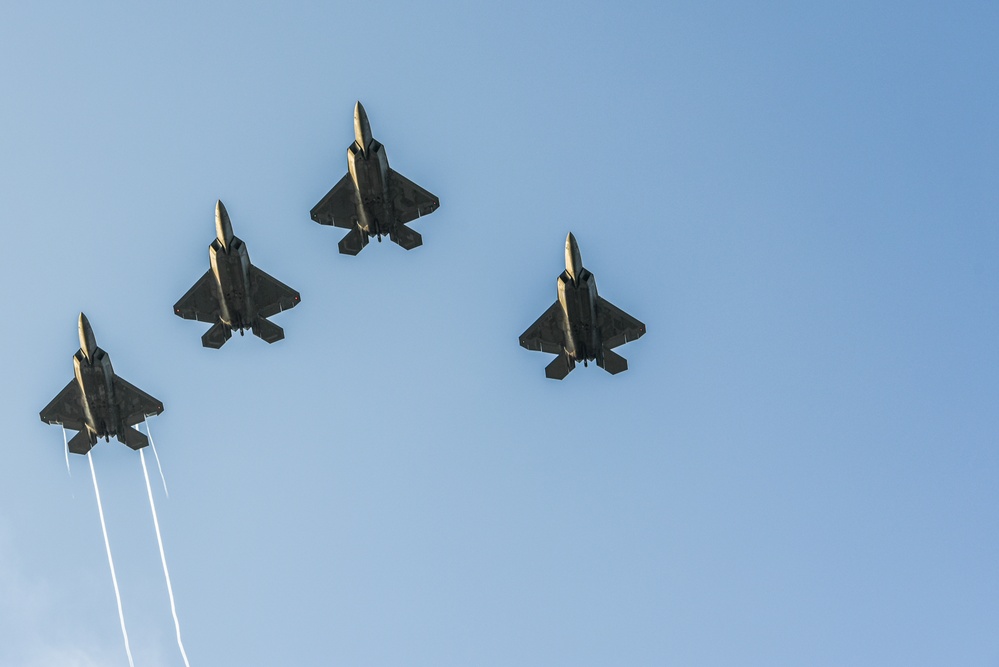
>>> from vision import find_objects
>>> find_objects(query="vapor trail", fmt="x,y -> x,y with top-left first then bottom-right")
143,420 -> 169,497
61,428 -> 70,476
88,452 -> 135,667
140,449 -> 191,667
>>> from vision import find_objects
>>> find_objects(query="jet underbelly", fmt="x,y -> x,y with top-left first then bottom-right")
75,358 -> 111,434
559,280 -> 599,360
212,248 -> 252,327
349,144 -> 390,235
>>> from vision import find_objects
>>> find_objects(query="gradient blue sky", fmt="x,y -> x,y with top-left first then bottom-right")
2,1 -> 998,665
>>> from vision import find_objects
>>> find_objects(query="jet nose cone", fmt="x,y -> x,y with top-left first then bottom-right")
565,232 -> 583,283
215,199 -> 234,250
78,312 -> 97,361
353,101 -> 372,151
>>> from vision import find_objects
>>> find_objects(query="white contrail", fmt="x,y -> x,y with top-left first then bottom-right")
140,449 -> 191,667
144,420 -> 169,497
88,451 -> 135,667
61,428 -> 71,476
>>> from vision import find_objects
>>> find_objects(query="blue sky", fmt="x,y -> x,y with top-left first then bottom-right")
1,1 -> 998,665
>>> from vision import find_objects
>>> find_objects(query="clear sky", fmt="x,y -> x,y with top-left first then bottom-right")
1,1 -> 997,665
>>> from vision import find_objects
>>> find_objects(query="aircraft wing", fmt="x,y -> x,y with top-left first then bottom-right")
39,380 -> 86,430
174,269 -> 220,323
311,173 -> 358,229
113,376 -> 164,427
519,301 -> 565,355
249,265 -> 301,319
388,169 -> 440,224
596,296 -> 646,349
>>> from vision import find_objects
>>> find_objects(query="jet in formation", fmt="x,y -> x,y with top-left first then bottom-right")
520,233 -> 646,379
40,313 -> 164,454
174,200 -> 301,348
311,101 -> 440,255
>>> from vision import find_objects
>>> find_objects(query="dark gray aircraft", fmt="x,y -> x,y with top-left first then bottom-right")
520,233 -> 646,379
40,313 -> 164,454
174,200 -> 301,348
311,101 -> 440,255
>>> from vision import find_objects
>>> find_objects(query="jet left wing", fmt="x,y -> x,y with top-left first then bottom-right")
39,380 -> 86,431
249,265 -> 301,319
311,173 -> 358,229
388,169 -> 440,224
519,301 -> 566,355
174,269 -> 220,323
596,296 -> 646,349
114,376 -> 164,427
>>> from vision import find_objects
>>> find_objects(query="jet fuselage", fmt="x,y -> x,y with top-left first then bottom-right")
72,314 -> 125,443
557,269 -> 600,362
209,237 -> 253,331
72,348 -> 119,442
347,139 -> 392,238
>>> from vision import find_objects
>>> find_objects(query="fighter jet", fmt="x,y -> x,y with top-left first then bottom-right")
40,313 -> 164,454
311,101 -> 440,255
520,233 -> 646,379
174,200 -> 301,348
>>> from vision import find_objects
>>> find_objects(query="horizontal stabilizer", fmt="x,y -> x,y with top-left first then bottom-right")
339,227 -> 369,255
390,223 -> 423,251
67,430 -> 95,455
252,317 -> 285,344
120,425 -> 149,450
545,350 -> 576,380
597,347 -> 628,375
202,321 -> 232,349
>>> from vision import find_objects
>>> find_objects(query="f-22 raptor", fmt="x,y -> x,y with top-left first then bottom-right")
174,200 -> 301,348
520,233 -> 646,379
311,101 -> 440,255
40,313 -> 164,454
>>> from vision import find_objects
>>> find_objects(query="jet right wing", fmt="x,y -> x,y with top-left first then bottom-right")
388,169 -> 440,224
114,376 -> 164,427
311,173 -> 358,229
519,301 -> 566,355
174,269 -> 220,323
596,296 -> 646,349
249,265 -> 301,319
39,379 -> 86,431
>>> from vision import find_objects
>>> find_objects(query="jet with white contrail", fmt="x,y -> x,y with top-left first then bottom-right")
40,313 -> 164,453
